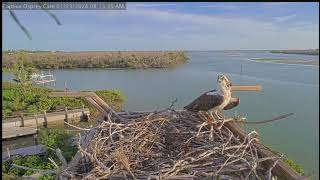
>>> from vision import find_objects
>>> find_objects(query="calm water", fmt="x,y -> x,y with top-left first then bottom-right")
3,51 -> 319,177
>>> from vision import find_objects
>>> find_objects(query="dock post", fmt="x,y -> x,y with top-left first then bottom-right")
34,114 -> 39,131
33,135 -> 39,145
43,110 -> 48,128
6,148 -> 10,159
65,107 -> 69,123
20,113 -> 24,127
82,104 -> 85,115
80,104 -> 89,122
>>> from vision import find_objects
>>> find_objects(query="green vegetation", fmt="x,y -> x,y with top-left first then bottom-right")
270,49 -> 319,56
2,81 -> 125,119
2,52 -> 37,85
39,129 -> 77,161
3,51 -> 189,70
251,58 -> 319,66
270,147 -> 305,176
2,52 -> 125,119
2,129 -> 76,179
2,155 -> 56,179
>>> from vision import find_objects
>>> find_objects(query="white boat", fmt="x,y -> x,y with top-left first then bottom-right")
31,71 -> 56,85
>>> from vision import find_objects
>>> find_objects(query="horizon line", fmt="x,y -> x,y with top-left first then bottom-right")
3,48 -> 319,52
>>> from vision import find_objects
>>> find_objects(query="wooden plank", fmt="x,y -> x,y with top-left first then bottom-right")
84,97 -> 109,117
90,94 -> 126,122
90,94 -> 114,113
48,91 -> 93,98
2,127 -> 38,139
3,108 -> 90,128
224,122 -> 304,180
2,145 -> 46,161
231,85 -> 262,91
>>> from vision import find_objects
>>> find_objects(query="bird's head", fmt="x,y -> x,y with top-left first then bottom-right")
217,74 -> 232,93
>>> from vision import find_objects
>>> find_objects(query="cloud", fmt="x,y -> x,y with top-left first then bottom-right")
92,8 -> 317,48
3,6 -> 319,50
116,8 -> 278,34
273,14 -> 297,22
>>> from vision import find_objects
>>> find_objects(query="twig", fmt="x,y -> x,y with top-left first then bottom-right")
267,155 -> 283,180
9,10 -> 32,39
234,113 -> 294,125
64,121 -> 91,131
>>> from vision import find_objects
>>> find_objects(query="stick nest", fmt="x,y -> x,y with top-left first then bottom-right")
62,110 -> 281,180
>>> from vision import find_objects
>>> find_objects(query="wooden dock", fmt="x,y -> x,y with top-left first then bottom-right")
2,126 -> 38,139
2,108 -> 90,129
2,108 -> 90,139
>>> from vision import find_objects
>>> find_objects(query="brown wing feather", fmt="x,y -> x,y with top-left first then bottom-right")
223,97 -> 240,110
184,90 -> 224,112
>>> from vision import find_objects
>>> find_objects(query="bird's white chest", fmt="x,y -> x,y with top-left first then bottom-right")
218,89 -> 231,110
206,91 -> 231,109
220,94 -> 231,109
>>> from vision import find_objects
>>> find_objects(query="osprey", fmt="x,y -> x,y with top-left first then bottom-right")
184,75 -> 239,119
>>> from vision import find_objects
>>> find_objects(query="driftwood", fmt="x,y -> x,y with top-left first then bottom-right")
233,113 -> 294,125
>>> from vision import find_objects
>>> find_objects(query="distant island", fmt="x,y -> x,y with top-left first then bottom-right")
270,49 -> 319,56
251,58 -> 319,66
2,50 -> 189,70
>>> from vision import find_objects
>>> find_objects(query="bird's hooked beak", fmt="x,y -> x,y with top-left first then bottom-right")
217,75 -> 224,83
217,75 -> 232,87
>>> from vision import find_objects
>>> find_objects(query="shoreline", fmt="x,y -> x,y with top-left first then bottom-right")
270,49 -> 319,56
248,58 -> 319,67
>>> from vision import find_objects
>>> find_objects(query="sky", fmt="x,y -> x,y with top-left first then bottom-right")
2,2 -> 319,51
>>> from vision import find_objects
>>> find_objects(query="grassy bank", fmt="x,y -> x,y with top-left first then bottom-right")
251,58 -> 319,66
270,147 -> 306,177
270,49 -> 319,56
2,82 -> 125,119
2,51 -> 189,70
